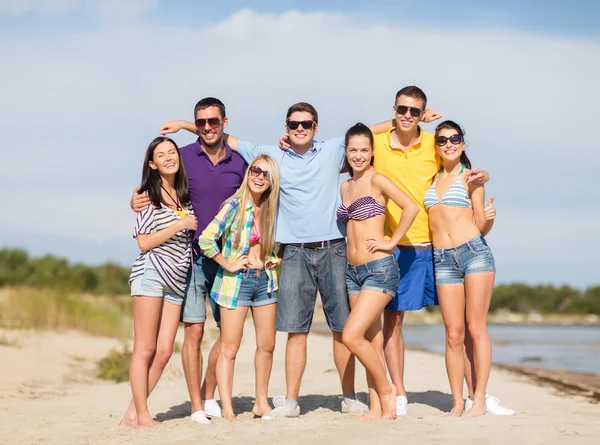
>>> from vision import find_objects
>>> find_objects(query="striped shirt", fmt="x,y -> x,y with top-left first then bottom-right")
129,202 -> 194,296
199,196 -> 279,309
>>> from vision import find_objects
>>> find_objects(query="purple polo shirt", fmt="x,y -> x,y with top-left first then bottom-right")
180,139 -> 247,244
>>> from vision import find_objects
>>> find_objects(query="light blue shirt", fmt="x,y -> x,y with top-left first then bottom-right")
237,138 -> 348,244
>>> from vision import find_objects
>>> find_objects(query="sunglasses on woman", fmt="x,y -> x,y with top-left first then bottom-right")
249,165 -> 270,180
435,134 -> 464,146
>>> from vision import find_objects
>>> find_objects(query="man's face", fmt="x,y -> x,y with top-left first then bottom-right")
286,111 -> 318,147
393,95 -> 425,133
195,106 -> 228,148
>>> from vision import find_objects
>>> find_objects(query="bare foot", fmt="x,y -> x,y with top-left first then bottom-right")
359,408 -> 382,420
464,403 -> 486,418
136,415 -> 160,428
444,403 -> 464,417
222,412 -> 239,422
119,415 -> 137,428
252,403 -> 272,418
380,383 -> 397,420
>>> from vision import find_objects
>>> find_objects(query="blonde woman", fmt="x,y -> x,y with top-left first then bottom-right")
199,154 -> 281,421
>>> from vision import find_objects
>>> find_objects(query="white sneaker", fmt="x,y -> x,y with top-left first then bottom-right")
395,395 -> 408,416
190,410 -> 210,424
202,399 -> 222,419
262,395 -> 300,420
464,394 -> 515,416
341,396 -> 369,413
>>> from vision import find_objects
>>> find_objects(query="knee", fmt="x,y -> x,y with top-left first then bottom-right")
446,327 -> 465,351
184,323 -> 205,347
133,343 -> 156,361
257,339 -> 275,355
154,345 -> 174,368
467,321 -> 487,342
383,312 -> 403,337
341,329 -> 360,351
221,343 -> 240,361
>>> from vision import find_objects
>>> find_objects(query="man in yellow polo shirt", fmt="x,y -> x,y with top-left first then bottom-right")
374,86 -> 513,417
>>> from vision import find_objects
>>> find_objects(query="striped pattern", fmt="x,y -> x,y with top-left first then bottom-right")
337,196 -> 386,224
423,164 -> 472,210
199,196 -> 279,309
129,202 -> 194,296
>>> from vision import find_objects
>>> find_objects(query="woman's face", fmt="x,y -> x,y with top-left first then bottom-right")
150,141 -> 180,176
248,158 -> 271,195
346,135 -> 373,174
435,128 -> 465,162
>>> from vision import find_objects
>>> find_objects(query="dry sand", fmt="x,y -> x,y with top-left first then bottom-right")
0,325 -> 598,445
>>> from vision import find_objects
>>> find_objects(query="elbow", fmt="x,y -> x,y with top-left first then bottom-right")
138,240 -> 150,252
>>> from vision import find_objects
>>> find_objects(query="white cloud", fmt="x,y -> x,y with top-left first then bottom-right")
1,9 -> 599,285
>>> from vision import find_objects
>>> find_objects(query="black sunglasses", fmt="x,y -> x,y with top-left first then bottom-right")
287,120 -> 314,130
249,165 -> 270,180
195,118 -> 222,128
395,105 -> 422,118
435,134 -> 464,146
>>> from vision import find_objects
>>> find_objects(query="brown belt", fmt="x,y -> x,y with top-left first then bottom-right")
287,238 -> 345,250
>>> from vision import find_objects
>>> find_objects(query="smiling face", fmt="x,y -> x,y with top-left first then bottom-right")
248,157 -> 272,196
345,135 -> 373,175
149,140 -> 179,176
286,111 -> 318,148
393,94 -> 425,133
435,127 -> 466,162
195,105 -> 228,149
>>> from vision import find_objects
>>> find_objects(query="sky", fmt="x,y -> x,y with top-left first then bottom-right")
0,0 -> 598,288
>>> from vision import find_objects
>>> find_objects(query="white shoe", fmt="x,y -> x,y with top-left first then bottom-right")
190,410 -> 210,424
395,395 -> 408,416
262,395 -> 300,420
464,394 -> 515,416
202,399 -> 222,418
341,395 -> 369,413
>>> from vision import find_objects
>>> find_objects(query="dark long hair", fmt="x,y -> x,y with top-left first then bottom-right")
343,122 -> 374,177
139,137 -> 190,208
434,120 -> 471,169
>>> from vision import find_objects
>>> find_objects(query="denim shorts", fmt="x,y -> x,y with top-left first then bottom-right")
385,247 -> 439,311
232,268 -> 277,308
180,254 -> 220,325
277,239 -> 349,333
433,235 -> 496,285
130,259 -> 183,306
346,255 -> 399,298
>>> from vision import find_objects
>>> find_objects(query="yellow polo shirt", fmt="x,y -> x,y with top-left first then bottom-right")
373,127 -> 441,245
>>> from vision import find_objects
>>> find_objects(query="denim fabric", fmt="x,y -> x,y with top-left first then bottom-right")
433,235 -> 496,285
181,254 -> 220,324
346,255 -> 399,297
276,241 -> 349,333
130,258 -> 183,306
223,268 -> 278,308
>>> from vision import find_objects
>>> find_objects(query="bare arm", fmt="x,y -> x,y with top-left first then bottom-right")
137,215 -> 197,252
159,120 -> 239,151
368,109 -> 443,135
470,184 -> 495,236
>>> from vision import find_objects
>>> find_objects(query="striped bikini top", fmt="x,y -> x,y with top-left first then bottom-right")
336,177 -> 386,224
424,164 -> 472,210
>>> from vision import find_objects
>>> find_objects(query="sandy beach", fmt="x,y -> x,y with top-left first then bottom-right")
0,324 -> 598,445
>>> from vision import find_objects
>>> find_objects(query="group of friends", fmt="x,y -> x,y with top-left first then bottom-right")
121,86 -> 516,428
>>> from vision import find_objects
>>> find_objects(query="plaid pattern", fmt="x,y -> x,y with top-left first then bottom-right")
199,196 -> 279,309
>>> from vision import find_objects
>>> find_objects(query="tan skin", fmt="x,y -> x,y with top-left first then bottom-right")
121,141 -> 198,428
340,135 -> 419,420
202,158 -> 278,421
429,128 -> 496,417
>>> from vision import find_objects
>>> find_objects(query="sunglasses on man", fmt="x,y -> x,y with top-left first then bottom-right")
195,118 -> 222,128
395,105 -> 422,118
286,120 -> 315,130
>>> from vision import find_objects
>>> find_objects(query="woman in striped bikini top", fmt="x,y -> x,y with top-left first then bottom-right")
423,163 -> 472,210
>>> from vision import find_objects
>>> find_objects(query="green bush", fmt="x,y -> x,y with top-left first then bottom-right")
97,346 -> 131,383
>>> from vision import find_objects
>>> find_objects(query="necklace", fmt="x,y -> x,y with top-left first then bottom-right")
161,185 -> 182,211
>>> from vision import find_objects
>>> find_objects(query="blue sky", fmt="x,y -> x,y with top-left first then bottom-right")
0,1 -> 598,287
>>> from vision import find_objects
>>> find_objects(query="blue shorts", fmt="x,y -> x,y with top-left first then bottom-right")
346,255 -> 399,298
223,268 -> 277,308
181,254 -> 221,325
385,247 -> 438,312
277,240 -> 350,333
433,235 -> 496,285
130,259 -> 183,306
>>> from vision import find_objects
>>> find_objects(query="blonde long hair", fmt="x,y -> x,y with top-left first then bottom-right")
232,155 -> 280,259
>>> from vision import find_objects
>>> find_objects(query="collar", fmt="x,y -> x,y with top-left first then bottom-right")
389,126 -> 422,151
193,139 -> 233,162
287,140 -> 322,158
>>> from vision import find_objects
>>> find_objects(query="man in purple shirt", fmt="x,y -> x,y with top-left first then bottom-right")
129,98 -> 246,425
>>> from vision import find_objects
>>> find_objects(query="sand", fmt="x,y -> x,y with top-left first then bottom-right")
0,325 -> 598,445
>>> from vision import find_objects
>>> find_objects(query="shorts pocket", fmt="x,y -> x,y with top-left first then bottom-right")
283,245 -> 299,261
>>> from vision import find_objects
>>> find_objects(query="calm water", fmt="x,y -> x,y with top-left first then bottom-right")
314,323 -> 600,374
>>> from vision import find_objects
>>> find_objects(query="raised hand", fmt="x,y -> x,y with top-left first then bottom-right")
160,120 -> 185,135
131,187 -> 151,212
279,134 -> 291,150
422,108 -> 442,123
483,196 -> 496,221
180,214 -> 198,231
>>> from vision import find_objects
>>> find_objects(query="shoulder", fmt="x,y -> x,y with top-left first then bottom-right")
420,130 -> 436,149
373,130 -> 393,154
179,141 -> 198,154
322,136 -> 344,149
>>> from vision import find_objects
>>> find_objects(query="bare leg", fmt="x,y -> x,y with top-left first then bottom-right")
332,331 -> 355,397
438,283 -> 467,416
126,296 -> 162,428
251,303 -> 277,417
383,310 -> 406,397
121,301 -> 181,427
285,332 -> 308,400
361,319 -> 386,419
464,272 -> 495,418
464,319 -> 476,398
182,322 -> 205,415
342,290 -> 396,420
200,335 -> 220,401
217,305 -> 249,421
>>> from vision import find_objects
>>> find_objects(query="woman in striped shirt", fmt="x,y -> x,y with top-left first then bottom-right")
121,137 -> 198,428
199,154 -> 281,421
